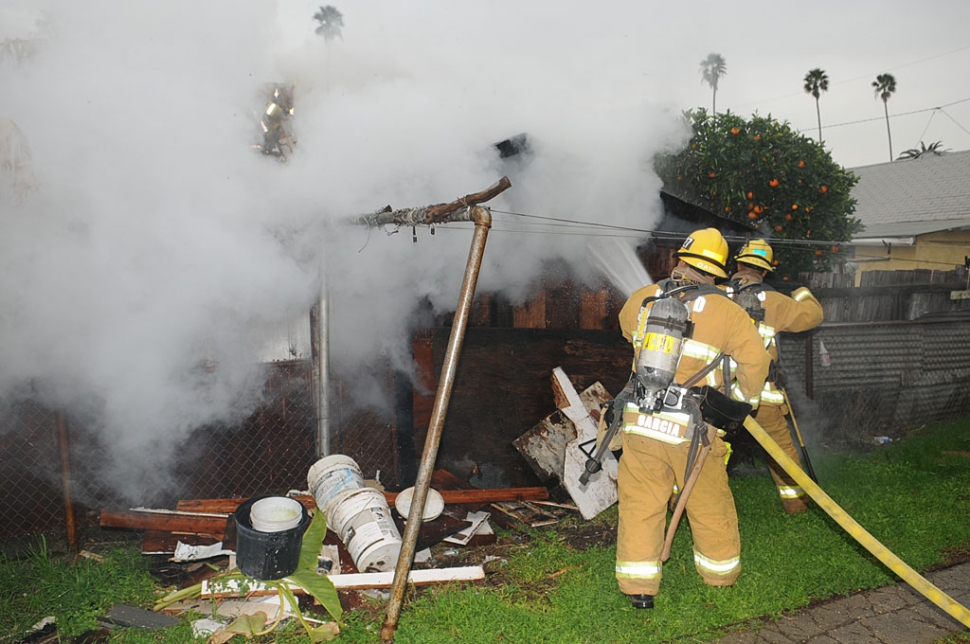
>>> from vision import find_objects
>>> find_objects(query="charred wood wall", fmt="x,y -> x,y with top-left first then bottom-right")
413,328 -> 631,488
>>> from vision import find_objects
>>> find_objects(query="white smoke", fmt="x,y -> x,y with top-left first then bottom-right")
0,0 -> 686,499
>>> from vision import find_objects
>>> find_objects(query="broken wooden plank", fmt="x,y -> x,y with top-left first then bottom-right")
443,511 -> 491,545
100,510 -> 227,535
199,566 -> 486,597
177,497 -> 317,514
490,501 -> 559,528
513,409 -> 577,483
142,530 -> 224,555
392,510 -> 469,553
175,487 -> 549,516
551,368 -> 618,520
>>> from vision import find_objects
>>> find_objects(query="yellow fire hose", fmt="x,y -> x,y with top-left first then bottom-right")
743,415 -> 970,628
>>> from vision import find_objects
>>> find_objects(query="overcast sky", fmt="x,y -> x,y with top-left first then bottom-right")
1,0 -> 968,496
272,0 -> 970,170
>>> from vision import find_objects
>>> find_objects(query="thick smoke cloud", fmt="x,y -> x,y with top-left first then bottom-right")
0,0 -> 686,500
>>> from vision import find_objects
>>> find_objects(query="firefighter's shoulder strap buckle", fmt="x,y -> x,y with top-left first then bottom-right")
662,385 -> 688,410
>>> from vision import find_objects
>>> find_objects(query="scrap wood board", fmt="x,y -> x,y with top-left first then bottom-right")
514,380 -> 613,484
552,368 -> 618,520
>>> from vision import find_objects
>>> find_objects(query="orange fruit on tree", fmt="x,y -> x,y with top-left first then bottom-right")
709,171 -> 717,178
746,191 -> 753,199
792,204 -> 798,210
769,178 -> 780,187
724,206 -> 731,212
753,205 -> 764,214
814,249 -> 823,256
831,245 -> 839,252
807,229 -> 812,236
785,213 -> 793,221
772,260 -> 780,266
819,185 -> 828,193
731,127 -> 741,135
798,160 -> 805,168
774,224 -> 783,232
753,134 -> 761,141
748,211 -> 758,220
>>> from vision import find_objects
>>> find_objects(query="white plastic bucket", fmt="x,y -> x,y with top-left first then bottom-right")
329,487 -> 402,573
307,454 -> 366,517
250,496 -> 304,533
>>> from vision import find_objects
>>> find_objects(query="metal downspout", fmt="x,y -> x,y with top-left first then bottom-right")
380,206 -> 492,642
311,275 -> 331,457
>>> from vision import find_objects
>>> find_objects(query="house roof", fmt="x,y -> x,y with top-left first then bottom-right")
850,149 -> 970,240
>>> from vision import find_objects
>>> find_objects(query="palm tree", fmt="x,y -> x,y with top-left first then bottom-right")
872,73 -> 897,161
803,68 -> 829,143
313,6 -> 344,94
700,53 -> 727,115
313,5 -> 344,42
897,140 -> 947,160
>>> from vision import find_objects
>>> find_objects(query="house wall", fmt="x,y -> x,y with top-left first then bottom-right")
852,230 -> 970,286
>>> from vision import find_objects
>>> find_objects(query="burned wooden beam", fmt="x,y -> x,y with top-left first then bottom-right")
355,176 -> 511,228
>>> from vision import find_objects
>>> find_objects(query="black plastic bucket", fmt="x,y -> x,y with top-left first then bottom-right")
234,495 -> 311,580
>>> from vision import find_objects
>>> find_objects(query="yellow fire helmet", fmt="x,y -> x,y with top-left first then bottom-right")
676,227 -> 728,278
735,238 -> 775,271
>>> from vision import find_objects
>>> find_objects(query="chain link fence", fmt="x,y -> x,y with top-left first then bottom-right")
0,360 -> 399,546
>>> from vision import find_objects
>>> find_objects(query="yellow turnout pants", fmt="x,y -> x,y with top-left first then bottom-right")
615,430 -> 741,596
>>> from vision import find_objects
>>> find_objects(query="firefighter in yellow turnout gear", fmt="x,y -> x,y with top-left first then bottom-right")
726,239 -> 823,514
614,228 -> 770,608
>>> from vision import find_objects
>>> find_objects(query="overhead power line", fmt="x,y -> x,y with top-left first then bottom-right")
428,208 -> 970,258
795,97 -> 970,133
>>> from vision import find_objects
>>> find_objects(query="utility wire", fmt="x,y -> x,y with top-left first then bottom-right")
436,208 -> 970,255
940,109 -> 970,138
796,97 -> 970,133
429,221 -> 966,269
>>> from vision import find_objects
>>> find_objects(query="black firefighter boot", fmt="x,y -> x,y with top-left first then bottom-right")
629,594 -> 655,609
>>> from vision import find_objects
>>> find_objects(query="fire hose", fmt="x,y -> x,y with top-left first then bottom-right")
744,415 -> 970,628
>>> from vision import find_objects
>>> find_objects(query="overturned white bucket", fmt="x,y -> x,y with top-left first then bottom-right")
329,487 -> 402,573
307,454 -> 366,517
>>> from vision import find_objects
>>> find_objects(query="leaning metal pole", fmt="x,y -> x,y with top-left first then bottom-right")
380,206 -> 492,643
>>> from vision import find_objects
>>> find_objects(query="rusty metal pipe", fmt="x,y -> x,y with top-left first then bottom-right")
380,206 -> 492,643
56,412 -> 78,552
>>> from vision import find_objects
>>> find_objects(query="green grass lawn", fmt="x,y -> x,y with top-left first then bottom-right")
2,418 -> 969,643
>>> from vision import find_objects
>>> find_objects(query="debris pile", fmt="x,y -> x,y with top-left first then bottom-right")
98,464 -> 575,640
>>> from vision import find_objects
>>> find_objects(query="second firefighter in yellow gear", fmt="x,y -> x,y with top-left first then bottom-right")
614,228 -> 770,607
728,238 -> 823,514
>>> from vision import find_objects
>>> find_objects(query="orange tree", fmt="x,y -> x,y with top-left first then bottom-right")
655,109 -> 861,279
